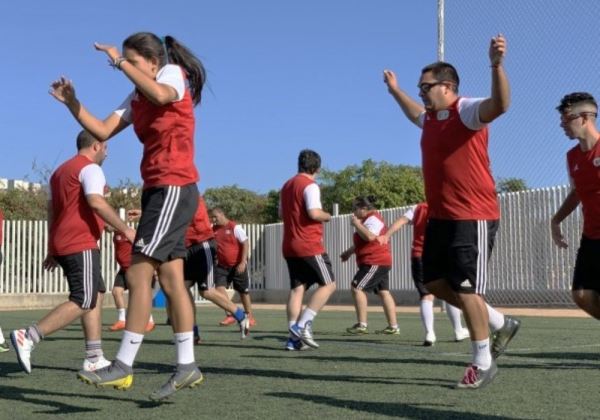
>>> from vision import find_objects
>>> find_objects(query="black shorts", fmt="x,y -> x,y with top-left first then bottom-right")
55,249 -> 106,309
184,240 -> 216,291
215,265 -> 250,293
411,257 -> 431,298
573,236 -> 600,292
423,219 -> 499,294
351,265 -> 390,294
134,184 -> 199,263
113,269 -> 128,289
285,253 -> 335,289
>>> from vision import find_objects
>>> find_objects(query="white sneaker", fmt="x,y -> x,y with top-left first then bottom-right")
454,328 -> 470,342
423,331 -> 436,347
82,356 -> 111,372
11,329 -> 34,373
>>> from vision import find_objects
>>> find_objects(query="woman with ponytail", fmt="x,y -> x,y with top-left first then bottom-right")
49,32 -> 208,401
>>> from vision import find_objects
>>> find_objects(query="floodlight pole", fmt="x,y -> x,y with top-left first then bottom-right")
437,0 -> 445,61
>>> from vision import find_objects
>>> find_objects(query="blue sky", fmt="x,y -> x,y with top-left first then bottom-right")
1,1 -> 597,194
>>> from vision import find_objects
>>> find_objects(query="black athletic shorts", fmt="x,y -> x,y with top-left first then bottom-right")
215,265 -> 250,293
573,236 -> 600,292
410,257 -> 431,298
351,265 -> 390,294
423,219 -> 499,294
133,184 -> 199,263
285,253 -> 335,289
113,269 -> 128,289
55,248 -> 106,309
184,239 -> 216,291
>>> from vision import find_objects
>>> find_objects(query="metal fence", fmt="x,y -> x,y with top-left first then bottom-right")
0,186 -> 582,306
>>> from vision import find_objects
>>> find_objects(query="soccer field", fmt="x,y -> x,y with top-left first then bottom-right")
0,307 -> 597,419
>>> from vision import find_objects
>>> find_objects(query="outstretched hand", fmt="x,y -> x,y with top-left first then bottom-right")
94,42 -> 121,62
49,76 -> 76,104
489,34 -> 507,66
383,69 -> 399,93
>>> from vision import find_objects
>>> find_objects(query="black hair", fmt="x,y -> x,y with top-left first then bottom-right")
352,195 -> 378,210
122,32 -> 206,106
421,61 -> 460,92
556,92 -> 598,113
298,149 -> 321,174
76,130 -> 100,150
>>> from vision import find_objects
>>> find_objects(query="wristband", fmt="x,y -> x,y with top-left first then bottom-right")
113,57 -> 126,70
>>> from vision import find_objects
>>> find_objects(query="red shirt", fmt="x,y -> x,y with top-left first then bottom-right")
567,140 -> 600,239
280,174 -> 325,257
411,203 -> 428,258
353,211 -> 392,266
113,232 -> 132,271
130,67 -> 199,188
213,220 -> 245,267
421,98 -> 499,220
49,155 -> 104,256
185,197 -> 214,247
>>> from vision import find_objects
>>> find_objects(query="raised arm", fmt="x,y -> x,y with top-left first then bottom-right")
383,69 -> 425,127
478,34 -> 511,123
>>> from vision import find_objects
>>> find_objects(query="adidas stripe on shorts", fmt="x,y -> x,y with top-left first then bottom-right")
285,253 -> 335,289
351,264 -> 391,294
55,248 -> 106,309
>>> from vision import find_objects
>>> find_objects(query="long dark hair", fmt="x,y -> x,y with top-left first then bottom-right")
352,195 -> 378,211
123,32 -> 206,106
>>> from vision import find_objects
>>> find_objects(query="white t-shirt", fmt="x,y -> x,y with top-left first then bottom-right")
233,225 -> 248,243
363,215 -> 385,235
79,164 -> 106,196
417,97 -> 487,130
303,183 -> 322,211
114,64 -> 186,122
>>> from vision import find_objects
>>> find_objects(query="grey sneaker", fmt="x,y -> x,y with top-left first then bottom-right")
346,323 -> 369,335
78,359 -> 133,390
491,316 -> 521,359
455,361 -> 498,389
149,363 -> 204,401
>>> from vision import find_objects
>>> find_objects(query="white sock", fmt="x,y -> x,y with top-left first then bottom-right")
420,300 -> 435,334
486,303 -> 505,332
116,331 -> 144,367
174,332 -> 195,365
0,327 -> 4,344
472,338 -> 492,370
297,308 -> 317,329
446,303 -> 464,332
117,309 -> 126,322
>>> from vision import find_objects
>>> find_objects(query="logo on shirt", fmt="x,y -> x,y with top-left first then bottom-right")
593,158 -> 600,167
573,164 -> 579,172
437,110 -> 449,120
225,230 -> 232,235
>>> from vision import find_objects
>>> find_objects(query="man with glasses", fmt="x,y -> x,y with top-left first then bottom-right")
383,34 -> 520,389
552,93 -> 600,321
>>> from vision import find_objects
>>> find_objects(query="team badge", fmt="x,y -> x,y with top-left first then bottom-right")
437,110 -> 449,120
593,157 -> 600,167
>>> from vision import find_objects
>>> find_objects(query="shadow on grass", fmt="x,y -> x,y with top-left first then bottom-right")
507,352 -> 600,362
265,391 -> 529,419
242,354 -> 466,368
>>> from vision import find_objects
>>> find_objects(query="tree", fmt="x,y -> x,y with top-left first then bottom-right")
319,159 -> 425,214
106,179 -> 143,211
262,189 -> 281,224
497,177 -> 528,193
204,185 -> 268,223
0,188 -> 49,220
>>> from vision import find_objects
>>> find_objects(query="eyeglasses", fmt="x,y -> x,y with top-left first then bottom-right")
418,81 -> 451,93
560,112 -> 598,123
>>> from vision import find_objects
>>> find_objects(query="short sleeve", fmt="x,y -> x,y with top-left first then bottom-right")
79,164 -> 106,196
363,215 -> 385,235
458,97 -> 487,131
233,225 -> 248,242
114,91 -> 134,122
403,205 -> 417,224
156,64 -> 185,101
303,183 -> 322,210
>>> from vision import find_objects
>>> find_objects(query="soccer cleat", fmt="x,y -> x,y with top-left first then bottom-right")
289,322 -> 319,349
284,337 -> 309,351
454,328 -> 470,342
78,360 -> 133,390
11,329 -> 34,373
491,316 -> 521,359
149,364 -> 204,401
346,323 -> 369,335
83,356 -> 111,372
0,340 -> 9,353
145,321 -> 156,333
423,331 -> 436,346
219,315 -> 236,326
455,362 -> 498,389
376,326 -> 401,335
194,334 -> 202,345
239,314 -> 250,339
109,320 -> 126,331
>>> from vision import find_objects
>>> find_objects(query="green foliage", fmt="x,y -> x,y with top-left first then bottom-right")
106,179 -> 142,211
204,185 -> 269,224
319,159 -> 425,213
262,189 -> 281,224
497,177 -> 529,193
0,188 -> 49,220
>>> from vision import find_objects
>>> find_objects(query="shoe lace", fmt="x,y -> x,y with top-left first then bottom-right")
460,365 -> 478,385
